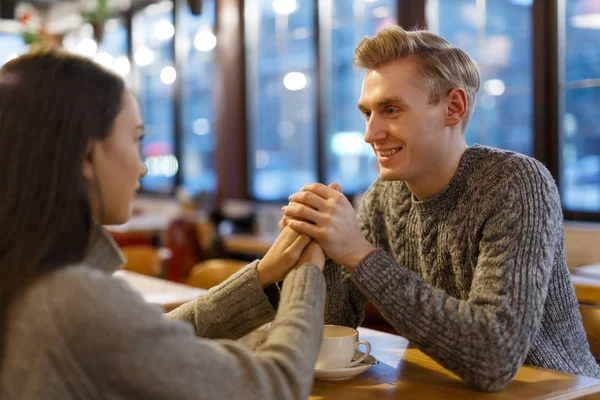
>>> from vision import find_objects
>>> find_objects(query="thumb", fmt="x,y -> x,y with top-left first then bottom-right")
328,182 -> 342,193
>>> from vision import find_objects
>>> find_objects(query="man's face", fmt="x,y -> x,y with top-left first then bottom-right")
358,59 -> 449,183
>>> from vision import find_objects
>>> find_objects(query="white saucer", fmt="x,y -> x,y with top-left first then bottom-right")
314,363 -> 372,381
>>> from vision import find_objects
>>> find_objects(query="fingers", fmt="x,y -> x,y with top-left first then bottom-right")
291,232 -> 312,251
278,216 -> 287,231
286,219 -> 321,240
283,202 -> 325,226
281,232 -> 311,265
274,226 -> 301,249
288,190 -> 328,211
300,183 -> 338,200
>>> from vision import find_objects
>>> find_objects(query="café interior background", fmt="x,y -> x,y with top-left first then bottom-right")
1,0 -> 600,227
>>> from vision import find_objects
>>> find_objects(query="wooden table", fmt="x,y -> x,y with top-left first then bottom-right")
222,234 -> 275,256
114,270 -> 205,312
310,328 -> 600,399
571,274 -> 600,305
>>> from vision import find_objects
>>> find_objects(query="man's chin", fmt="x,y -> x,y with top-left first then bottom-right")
378,169 -> 405,181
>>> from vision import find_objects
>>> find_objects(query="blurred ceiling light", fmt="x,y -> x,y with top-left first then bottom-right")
372,6 -> 389,18
77,38 -> 97,57
154,20 -> 175,40
364,0 -> 377,3
104,18 -> 119,32
93,51 -> 114,69
272,0 -> 297,15
277,120 -> 295,139
570,13 -> 600,29
134,47 -> 154,66
283,72 -> 307,91
192,118 -> 210,135
113,56 -> 131,77
483,79 -> 506,96
80,23 -> 94,38
160,66 -> 177,84
194,30 -> 217,51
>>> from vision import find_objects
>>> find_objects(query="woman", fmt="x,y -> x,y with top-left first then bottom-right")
0,48 -> 326,400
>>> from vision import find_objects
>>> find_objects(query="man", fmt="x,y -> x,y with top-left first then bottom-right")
281,26 -> 600,392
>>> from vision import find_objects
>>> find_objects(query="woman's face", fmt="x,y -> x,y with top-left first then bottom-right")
83,90 -> 147,225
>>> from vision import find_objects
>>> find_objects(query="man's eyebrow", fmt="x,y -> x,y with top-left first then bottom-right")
376,95 -> 408,108
358,95 -> 409,112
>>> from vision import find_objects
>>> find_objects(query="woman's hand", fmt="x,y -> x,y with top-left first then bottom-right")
295,241 -> 326,271
256,226 -> 311,287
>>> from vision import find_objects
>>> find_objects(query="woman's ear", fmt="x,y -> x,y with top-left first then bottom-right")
82,141 -> 96,181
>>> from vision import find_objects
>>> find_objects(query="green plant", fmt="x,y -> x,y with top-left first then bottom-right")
81,0 -> 114,44
81,0 -> 113,23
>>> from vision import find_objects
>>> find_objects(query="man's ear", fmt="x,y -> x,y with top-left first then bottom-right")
445,88 -> 467,128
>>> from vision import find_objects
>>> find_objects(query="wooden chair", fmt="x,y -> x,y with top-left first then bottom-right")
185,259 -> 247,289
109,231 -> 154,247
120,246 -> 172,278
579,304 -> 600,362
164,216 -> 204,282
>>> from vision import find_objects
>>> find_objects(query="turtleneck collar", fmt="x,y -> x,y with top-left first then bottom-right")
411,145 -> 485,215
83,223 -> 125,274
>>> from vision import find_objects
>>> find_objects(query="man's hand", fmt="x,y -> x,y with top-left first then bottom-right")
256,226 -> 311,287
282,183 -> 375,270
278,182 -> 341,231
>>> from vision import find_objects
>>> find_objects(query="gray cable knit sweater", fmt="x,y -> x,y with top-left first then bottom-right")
324,145 -> 600,391
1,226 -> 325,400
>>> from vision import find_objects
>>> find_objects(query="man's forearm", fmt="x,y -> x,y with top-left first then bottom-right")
350,248 -> 546,392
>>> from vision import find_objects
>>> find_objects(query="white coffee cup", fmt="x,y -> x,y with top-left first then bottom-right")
315,325 -> 372,370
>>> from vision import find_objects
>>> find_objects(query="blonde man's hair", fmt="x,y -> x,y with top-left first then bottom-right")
354,26 -> 480,130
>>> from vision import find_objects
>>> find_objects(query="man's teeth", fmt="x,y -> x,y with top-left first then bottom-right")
379,148 -> 401,157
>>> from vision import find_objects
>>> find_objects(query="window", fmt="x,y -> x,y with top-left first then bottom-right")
427,0 -> 534,156
246,0 -> 318,201
0,32 -> 26,67
98,19 -> 131,85
560,0 -> 600,213
321,0 -> 397,194
132,1 -> 177,194
178,0 -> 217,196
63,19 -> 130,84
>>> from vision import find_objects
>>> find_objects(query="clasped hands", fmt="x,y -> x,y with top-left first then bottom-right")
256,182 -> 375,287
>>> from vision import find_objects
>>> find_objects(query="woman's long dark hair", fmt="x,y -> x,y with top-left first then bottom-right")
0,47 -> 125,367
